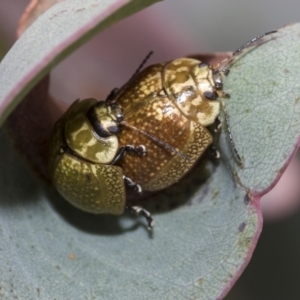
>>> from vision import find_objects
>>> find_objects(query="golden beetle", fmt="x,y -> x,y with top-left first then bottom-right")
48,58 -> 222,229
48,31 -> 274,230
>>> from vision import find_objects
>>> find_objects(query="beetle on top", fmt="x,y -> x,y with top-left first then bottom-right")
48,30 -> 274,230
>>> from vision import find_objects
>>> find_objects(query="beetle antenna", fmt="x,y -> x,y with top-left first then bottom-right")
129,51 -> 154,82
121,120 -> 189,161
215,30 -> 277,70
213,30 -> 277,164
106,52 -> 154,104
231,30 -> 277,57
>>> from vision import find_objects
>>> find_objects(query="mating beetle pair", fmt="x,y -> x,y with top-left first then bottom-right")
48,31 -> 275,229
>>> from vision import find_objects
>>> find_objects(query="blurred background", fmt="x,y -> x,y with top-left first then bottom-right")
1,1 -> 300,299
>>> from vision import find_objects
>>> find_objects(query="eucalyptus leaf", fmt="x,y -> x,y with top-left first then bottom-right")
1,3 -> 300,300
0,0 -> 160,126
221,24 -> 300,193
0,127 -> 258,300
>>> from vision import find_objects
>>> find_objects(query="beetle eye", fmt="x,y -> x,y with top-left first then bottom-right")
204,91 -> 218,100
108,125 -> 120,134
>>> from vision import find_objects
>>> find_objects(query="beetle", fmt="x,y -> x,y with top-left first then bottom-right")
114,57 -> 223,191
48,57 -> 221,229
48,30 -> 276,230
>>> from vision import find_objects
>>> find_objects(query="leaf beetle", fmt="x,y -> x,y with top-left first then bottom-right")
48,30 -> 276,230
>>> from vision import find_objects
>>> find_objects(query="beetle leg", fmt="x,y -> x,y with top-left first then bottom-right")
211,73 -> 242,164
220,69 -> 230,76
110,147 -> 126,164
218,100 -> 242,164
127,206 -> 154,230
214,116 -> 222,132
219,90 -> 230,98
214,68 -> 230,76
110,145 -> 147,165
123,175 -> 142,194
209,145 -> 220,159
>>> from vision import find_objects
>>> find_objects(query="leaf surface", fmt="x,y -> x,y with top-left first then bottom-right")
0,4 -> 300,299
0,0 -> 159,126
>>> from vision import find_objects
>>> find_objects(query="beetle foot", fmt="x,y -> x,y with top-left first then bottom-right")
125,145 -> 147,156
220,91 -> 230,98
123,176 -> 142,193
210,145 -> 220,159
217,69 -> 230,76
214,116 -> 222,132
136,145 -> 147,156
127,206 -> 154,230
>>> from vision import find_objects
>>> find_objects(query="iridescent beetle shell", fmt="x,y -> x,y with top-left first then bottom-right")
48,57 -> 222,227
48,99 -> 125,215
115,58 -> 220,191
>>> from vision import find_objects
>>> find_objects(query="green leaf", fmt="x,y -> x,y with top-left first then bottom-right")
1,3 -> 300,299
0,0 -> 160,126
221,24 -> 300,193
0,127 -> 258,299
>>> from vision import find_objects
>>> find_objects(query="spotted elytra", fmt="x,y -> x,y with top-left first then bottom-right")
48,30 -> 276,229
